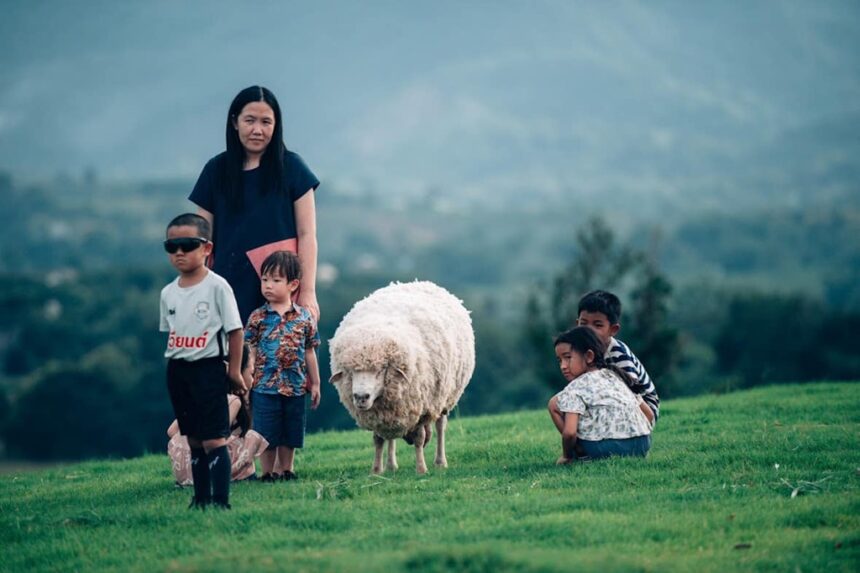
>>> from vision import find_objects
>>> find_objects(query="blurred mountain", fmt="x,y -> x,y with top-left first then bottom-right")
1,1 -> 858,212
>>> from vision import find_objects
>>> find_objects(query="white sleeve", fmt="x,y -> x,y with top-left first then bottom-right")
159,291 -> 170,332
217,281 -> 243,333
555,384 -> 587,415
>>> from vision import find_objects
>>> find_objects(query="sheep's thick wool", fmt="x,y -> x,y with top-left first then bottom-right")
329,281 -> 475,440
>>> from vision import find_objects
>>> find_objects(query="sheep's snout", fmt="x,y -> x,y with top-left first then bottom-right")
351,371 -> 383,410
353,392 -> 371,409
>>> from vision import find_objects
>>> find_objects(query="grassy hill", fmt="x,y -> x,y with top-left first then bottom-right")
1,382 -> 858,572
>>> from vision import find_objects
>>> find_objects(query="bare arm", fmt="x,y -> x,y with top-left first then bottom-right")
305,347 -> 321,410
196,207 -> 215,268
244,346 -> 256,389
639,400 -> 655,425
294,191 -> 319,321
226,328 -> 246,396
167,419 -> 180,438
558,412 -> 580,464
227,395 -> 242,426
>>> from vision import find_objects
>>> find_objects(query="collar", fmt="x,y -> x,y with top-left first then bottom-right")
264,301 -> 300,317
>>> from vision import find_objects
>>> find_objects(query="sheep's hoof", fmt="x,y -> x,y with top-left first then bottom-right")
416,464 -> 428,475
371,466 -> 383,475
434,457 -> 448,468
385,462 -> 398,472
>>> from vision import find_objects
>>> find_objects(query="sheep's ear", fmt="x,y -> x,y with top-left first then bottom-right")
329,371 -> 344,385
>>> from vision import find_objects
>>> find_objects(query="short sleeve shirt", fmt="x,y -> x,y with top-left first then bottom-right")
244,303 -> 320,396
188,151 -> 320,321
555,368 -> 652,441
159,271 -> 243,360
606,337 -> 660,419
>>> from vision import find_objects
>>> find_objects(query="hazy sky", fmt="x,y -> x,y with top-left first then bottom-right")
1,1 -> 858,194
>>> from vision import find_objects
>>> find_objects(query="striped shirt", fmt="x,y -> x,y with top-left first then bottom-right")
606,337 -> 660,420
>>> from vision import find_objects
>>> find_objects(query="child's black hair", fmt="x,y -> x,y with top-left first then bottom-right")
166,213 -> 212,241
577,290 -> 622,325
260,250 -> 301,282
554,326 -> 630,383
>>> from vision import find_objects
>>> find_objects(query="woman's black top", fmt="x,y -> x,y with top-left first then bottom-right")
189,151 -> 319,322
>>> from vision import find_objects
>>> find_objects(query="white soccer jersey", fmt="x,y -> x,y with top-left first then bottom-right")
159,271 -> 242,360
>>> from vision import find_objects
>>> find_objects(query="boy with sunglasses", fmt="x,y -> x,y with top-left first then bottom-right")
160,213 -> 245,509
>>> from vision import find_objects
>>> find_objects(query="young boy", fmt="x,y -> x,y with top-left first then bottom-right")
575,290 -> 660,422
244,250 -> 321,482
160,213 -> 245,509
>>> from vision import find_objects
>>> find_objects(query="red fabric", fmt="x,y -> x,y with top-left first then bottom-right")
245,239 -> 298,278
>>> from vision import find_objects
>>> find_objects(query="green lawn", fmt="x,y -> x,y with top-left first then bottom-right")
1,382 -> 858,572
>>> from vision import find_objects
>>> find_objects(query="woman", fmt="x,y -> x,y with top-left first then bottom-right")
189,86 -> 320,323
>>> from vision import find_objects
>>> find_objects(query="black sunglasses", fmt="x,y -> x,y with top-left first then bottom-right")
163,237 -> 209,254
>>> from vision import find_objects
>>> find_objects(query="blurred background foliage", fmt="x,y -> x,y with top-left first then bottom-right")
1,172 -> 858,461
2,2 -> 859,461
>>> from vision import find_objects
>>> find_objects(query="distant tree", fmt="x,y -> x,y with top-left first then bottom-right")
625,254 -> 681,395
820,310 -> 860,379
0,385 -> 12,456
6,364 -> 139,460
525,216 -> 680,392
462,303 -> 546,415
714,294 -> 823,386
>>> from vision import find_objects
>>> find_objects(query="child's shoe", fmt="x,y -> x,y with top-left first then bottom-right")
281,470 -> 298,481
188,496 -> 209,510
211,496 -> 232,510
260,472 -> 279,483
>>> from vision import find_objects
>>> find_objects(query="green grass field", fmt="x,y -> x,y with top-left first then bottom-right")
1,382 -> 858,572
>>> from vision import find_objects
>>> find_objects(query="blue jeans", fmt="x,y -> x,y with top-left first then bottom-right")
577,435 -> 651,460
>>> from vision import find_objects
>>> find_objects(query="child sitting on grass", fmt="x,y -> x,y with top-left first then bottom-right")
548,327 -> 652,463
167,344 -> 268,485
244,250 -> 321,482
575,290 -> 659,423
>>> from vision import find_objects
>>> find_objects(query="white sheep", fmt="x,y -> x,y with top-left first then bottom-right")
329,281 -> 475,474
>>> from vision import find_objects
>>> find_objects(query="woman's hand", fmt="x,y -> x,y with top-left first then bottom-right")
295,191 -> 319,322
298,289 -> 320,322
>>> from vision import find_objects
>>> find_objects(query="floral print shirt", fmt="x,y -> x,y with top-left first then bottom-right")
244,303 -> 320,396
555,368 -> 652,441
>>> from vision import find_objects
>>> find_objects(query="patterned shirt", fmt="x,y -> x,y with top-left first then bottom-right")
606,337 -> 660,419
244,303 -> 320,396
555,368 -> 652,441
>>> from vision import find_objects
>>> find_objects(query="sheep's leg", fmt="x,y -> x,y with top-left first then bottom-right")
413,426 -> 428,475
423,422 -> 432,447
372,434 -> 384,475
434,415 -> 448,468
385,439 -> 398,472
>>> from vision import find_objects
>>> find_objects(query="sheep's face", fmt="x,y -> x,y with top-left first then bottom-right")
330,366 -> 409,411
351,370 -> 384,410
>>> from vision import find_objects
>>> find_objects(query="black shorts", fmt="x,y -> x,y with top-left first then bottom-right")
166,356 -> 229,441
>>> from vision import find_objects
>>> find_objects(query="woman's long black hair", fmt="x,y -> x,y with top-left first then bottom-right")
553,326 -> 631,384
220,85 -> 288,210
